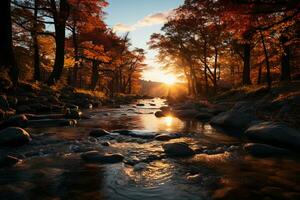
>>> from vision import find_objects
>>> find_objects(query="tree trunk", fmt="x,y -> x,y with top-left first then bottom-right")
257,65 -> 262,84
213,46 -> 218,94
0,0 -> 19,85
260,31 -> 271,89
47,0 -> 69,85
72,27 -> 79,87
242,43 -> 251,85
32,0 -> 40,81
90,61 -> 99,90
280,35 -> 291,81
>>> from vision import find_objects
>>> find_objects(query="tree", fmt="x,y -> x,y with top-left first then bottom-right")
0,0 -> 19,85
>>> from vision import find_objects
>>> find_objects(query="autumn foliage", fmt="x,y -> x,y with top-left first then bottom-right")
1,0 -> 145,97
149,0 -> 300,97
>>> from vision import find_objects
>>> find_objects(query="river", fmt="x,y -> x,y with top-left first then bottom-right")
0,98 -> 299,200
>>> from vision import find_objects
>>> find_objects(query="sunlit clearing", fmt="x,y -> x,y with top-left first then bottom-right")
164,116 -> 173,127
163,75 -> 176,85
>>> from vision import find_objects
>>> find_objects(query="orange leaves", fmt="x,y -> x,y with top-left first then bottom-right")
81,42 -> 110,62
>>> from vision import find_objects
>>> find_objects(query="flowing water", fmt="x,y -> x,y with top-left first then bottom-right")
0,98 -> 300,200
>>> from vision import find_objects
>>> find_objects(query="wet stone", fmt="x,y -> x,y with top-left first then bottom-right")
0,114 -> 28,129
155,111 -> 165,118
0,127 -> 31,147
163,142 -> 195,157
154,133 -> 181,141
243,143 -> 291,157
0,155 -> 20,167
26,119 -> 76,128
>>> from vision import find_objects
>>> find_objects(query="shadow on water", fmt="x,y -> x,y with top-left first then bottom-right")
0,98 -> 299,200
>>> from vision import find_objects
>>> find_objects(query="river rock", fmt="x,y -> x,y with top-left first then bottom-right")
243,143 -> 290,157
65,109 -> 82,119
245,122 -> 300,149
155,111 -> 165,118
0,127 -> 31,146
210,110 -> 258,130
0,155 -> 20,167
0,95 -> 9,111
155,133 -> 180,141
89,129 -> 110,137
81,151 -> 124,163
232,101 -> 256,114
0,114 -> 28,129
26,119 -> 76,128
163,142 -> 195,157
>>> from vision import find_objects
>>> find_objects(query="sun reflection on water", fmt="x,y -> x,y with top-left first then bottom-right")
164,116 -> 173,127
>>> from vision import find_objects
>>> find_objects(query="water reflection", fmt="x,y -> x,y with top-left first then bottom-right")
164,116 -> 173,128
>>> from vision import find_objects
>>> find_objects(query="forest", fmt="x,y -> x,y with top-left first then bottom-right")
149,0 -> 299,96
0,1 -> 300,200
1,0 -> 145,97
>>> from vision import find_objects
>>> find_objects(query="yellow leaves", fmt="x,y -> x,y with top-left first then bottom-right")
64,57 -> 75,69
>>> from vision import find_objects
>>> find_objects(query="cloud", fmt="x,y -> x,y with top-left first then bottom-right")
113,23 -> 135,32
113,10 -> 175,32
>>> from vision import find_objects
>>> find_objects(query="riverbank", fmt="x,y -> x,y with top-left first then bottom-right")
156,81 -> 300,158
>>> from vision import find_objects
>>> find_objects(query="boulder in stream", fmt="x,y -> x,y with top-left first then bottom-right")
0,155 -> 20,167
155,133 -> 181,141
163,142 -> 195,157
65,109 -> 82,119
0,127 -> 31,146
210,110 -> 258,131
245,122 -> 300,149
243,143 -> 291,157
155,111 -> 165,118
81,151 -> 124,163
26,119 -> 77,128
89,129 -> 110,137
0,115 -> 28,129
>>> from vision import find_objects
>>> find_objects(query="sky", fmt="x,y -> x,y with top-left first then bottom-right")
104,0 -> 184,82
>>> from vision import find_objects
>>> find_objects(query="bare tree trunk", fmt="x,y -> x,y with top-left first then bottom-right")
0,0 -> 19,85
47,0 -> 69,85
32,0 -> 41,81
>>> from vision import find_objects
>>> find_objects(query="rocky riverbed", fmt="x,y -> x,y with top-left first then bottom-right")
0,98 -> 300,200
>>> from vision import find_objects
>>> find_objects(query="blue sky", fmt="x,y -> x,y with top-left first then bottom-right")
104,0 -> 184,82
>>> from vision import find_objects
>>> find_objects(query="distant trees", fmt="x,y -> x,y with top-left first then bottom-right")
150,0 -> 300,97
1,0 -> 145,96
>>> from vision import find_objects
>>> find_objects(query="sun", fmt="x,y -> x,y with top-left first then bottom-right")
164,75 -> 176,85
